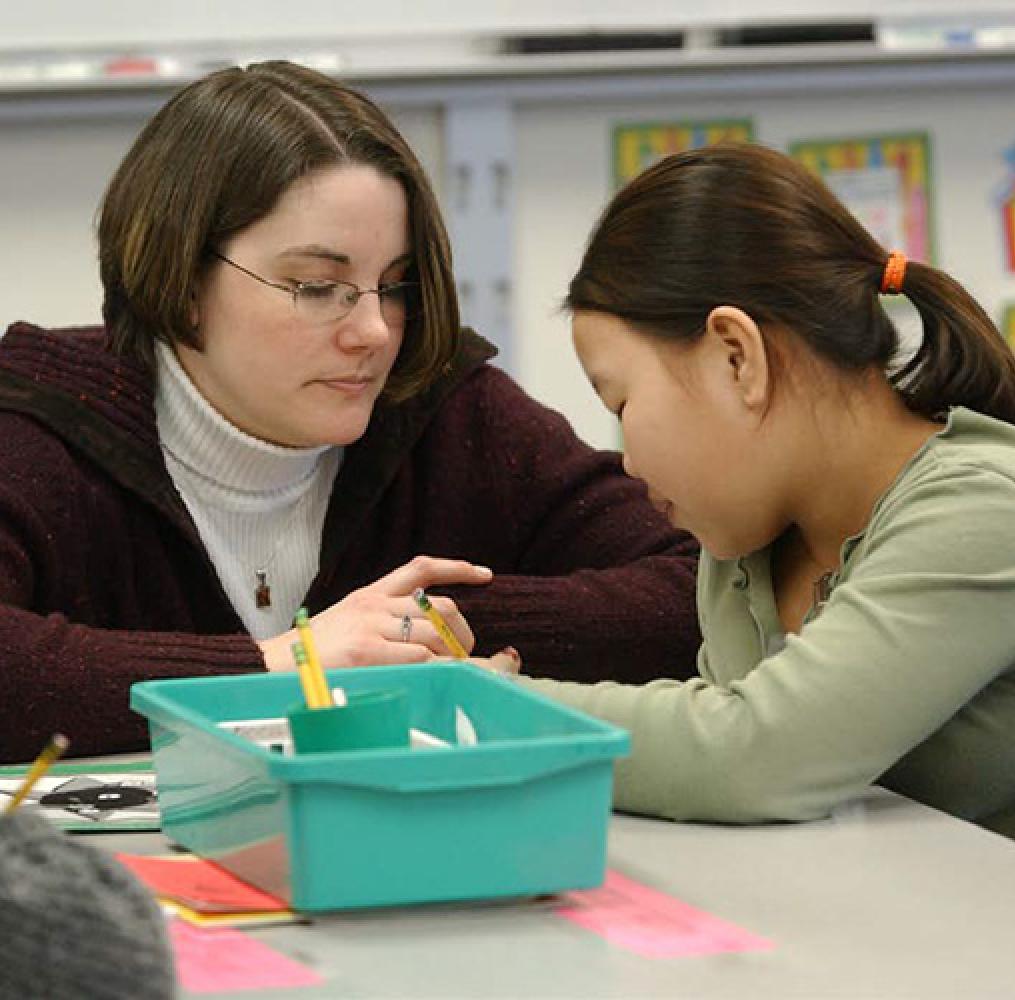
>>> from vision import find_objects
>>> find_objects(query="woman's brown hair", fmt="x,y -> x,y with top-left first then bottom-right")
567,143 -> 1015,423
98,60 -> 458,403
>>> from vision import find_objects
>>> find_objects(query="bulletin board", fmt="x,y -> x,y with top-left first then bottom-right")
997,142 -> 1015,273
613,118 -> 754,189
1002,303 -> 1015,351
790,132 -> 935,262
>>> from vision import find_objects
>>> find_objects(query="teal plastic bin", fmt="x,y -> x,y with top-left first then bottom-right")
130,663 -> 629,911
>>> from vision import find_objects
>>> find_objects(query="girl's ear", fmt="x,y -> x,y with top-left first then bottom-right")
704,305 -> 771,413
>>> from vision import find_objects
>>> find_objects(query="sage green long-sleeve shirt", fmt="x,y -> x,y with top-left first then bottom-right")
523,407 -> 1015,836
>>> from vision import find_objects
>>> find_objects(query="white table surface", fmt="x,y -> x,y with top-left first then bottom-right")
95,787 -> 1015,999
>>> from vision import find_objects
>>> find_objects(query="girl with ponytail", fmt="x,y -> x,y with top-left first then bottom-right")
517,143 -> 1015,835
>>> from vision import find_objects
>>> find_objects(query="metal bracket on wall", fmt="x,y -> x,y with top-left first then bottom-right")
444,98 -> 514,373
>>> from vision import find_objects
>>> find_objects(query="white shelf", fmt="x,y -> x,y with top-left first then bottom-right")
2,42 -> 1015,124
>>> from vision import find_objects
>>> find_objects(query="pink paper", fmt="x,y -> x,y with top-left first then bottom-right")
169,920 -> 324,993
556,869 -> 773,959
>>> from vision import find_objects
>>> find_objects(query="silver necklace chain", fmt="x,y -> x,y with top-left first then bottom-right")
161,437 -> 318,611
250,487 -> 318,609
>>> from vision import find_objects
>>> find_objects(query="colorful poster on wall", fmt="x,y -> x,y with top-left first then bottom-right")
790,133 -> 934,262
613,119 -> 753,189
997,144 -> 1015,273
1002,304 -> 1015,351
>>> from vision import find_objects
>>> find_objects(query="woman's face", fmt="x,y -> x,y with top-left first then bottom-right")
178,164 -> 411,448
572,309 -> 780,560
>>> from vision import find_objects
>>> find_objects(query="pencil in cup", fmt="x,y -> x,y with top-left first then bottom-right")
412,588 -> 468,659
3,733 -> 69,814
290,641 -> 328,709
292,608 -> 332,709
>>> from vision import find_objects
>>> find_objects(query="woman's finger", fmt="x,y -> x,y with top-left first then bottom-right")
386,613 -> 474,658
373,555 -> 493,596
363,641 -> 435,665
384,595 -> 475,656
329,631 -> 435,667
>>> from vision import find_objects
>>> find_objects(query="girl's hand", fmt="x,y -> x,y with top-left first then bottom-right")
469,646 -> 522,677
258,555 -> 492,670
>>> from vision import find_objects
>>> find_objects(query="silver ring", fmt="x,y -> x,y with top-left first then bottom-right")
399,614 -> 413,643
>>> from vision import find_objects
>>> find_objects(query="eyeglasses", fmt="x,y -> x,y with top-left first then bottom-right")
211,251 -> 419,326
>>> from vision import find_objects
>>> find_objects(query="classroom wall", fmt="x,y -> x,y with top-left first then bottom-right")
518,84 -> 1015,446
2,77 -> 1013,450
0,104 -> 443,325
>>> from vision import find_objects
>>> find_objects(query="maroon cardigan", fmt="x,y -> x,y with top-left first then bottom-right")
0,323 -> 700,762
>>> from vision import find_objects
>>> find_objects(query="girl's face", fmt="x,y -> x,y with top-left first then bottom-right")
572,309 -> 784,560
178,164 -> 411,448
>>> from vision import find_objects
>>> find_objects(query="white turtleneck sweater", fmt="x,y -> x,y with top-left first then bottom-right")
154,340 -> 342,640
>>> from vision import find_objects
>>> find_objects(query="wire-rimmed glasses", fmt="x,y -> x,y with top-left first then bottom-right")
211,251 -> 419,326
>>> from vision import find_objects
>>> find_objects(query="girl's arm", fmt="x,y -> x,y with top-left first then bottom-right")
522,464 -> 1015,824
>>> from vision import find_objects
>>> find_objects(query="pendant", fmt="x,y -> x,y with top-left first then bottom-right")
811,570 -> 834,617
255,571 -> 271,609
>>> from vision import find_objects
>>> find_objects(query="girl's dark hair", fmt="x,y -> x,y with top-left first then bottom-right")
567,142 -> 1015,423
98,60 -> 458,403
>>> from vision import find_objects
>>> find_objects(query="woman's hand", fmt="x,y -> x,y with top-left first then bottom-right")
258,555 -> 492,671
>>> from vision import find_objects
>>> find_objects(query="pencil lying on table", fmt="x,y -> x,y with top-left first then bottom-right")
4,733 -> 69,814
413,588 -> 468,659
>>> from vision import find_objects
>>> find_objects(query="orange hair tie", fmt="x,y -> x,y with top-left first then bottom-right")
880,251 -> 907,295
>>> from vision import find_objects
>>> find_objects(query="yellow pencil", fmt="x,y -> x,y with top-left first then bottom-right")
413,588 -> 468,659
293,608 -> 331,708
290,641 -> 327,710
4,733 -> 69,814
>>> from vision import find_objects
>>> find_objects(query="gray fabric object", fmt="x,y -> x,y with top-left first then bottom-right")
0,810 -> 175,999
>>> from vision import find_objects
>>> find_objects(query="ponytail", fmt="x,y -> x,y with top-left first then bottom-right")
892,261 -> 1015,425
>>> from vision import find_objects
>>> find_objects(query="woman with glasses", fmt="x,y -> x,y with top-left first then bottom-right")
0,60 -> 699,762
